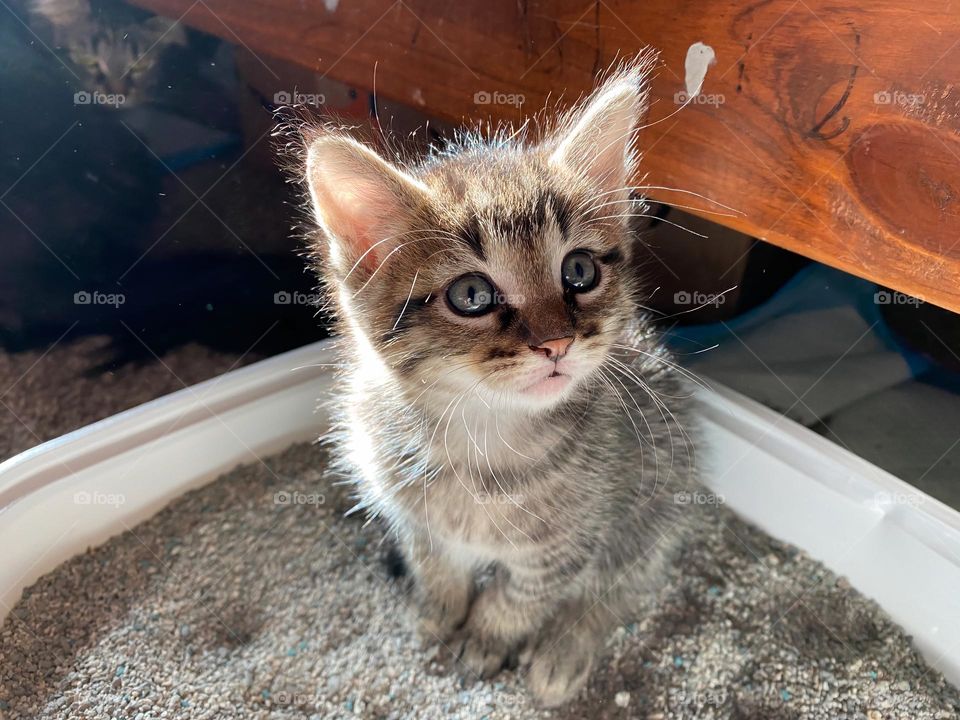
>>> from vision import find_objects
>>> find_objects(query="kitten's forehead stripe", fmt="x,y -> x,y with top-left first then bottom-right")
493,204 -> 543,242
544,190 -> 574,238
460,215 -> 486,260
486,190 -> 573,247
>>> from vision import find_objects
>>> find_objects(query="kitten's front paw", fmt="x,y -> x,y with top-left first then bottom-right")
450,628 -> 516,678
526,631 -> 596,707
414,586 -> 470,642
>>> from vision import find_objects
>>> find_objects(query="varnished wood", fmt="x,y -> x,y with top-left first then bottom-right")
129,0 -> 960,311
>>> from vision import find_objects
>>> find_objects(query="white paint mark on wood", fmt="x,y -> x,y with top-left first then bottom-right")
685,42 -> 716,97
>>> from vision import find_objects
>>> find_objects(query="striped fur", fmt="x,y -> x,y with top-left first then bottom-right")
301,54 -> 705,707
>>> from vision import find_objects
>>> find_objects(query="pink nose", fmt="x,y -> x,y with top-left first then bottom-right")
529,336 -> 574,359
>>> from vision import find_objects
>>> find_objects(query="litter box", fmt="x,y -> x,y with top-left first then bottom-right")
1,340 -> 959,685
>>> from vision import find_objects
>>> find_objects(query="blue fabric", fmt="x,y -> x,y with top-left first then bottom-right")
662,264 -> 933,377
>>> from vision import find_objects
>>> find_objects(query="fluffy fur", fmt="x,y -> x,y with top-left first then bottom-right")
299,53 -> 704,707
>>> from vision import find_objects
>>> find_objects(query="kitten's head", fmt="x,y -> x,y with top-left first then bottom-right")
304,59 -> 654,413
29,0 -> 186,103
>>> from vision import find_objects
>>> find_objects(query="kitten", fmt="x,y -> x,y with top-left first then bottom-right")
27,0 -> 186,104
300,55 -> 703,707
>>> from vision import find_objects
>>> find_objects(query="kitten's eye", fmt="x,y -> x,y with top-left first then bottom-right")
561,250 -> 599,292
446,273 -> 497,316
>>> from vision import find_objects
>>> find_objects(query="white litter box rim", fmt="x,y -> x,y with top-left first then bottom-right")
1,339 -> 959,687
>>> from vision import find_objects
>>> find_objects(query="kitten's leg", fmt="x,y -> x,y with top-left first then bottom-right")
452,559 -> 581,678
402,533 -> 473,642
525,598 -> 619,707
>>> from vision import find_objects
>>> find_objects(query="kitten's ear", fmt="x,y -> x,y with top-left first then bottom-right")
143,17 -> 188,45
548,61 -> 652,195
305,134 -> 430,276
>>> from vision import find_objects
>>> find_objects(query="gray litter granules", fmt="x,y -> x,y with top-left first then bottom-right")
1,442 -> 958,720
0,336 -> 248,462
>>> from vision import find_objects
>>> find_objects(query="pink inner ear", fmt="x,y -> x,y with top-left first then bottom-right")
354,237 -> 383,274
308,136 -> 423,278
322,181 -> 393,274
339,216 -> 383,274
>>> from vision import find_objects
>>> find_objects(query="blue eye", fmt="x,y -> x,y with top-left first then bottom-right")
561,250 -> 598,292
446,273 -> 496,316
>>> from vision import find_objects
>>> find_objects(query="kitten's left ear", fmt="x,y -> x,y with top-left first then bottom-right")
548,57 -> 654,195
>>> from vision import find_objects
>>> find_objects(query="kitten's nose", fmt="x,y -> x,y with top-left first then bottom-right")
529,336 -> 574,360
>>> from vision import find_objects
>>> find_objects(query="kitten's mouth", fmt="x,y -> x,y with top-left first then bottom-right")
521,371 -> 571,397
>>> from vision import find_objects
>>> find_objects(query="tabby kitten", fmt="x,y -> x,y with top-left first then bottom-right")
27,0 -> 185,103
302,56 -> 702,707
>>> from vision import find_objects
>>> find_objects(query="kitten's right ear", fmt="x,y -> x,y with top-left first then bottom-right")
305,134 -> 430,277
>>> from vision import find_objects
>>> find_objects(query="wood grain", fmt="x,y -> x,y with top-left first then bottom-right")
129,0 -> 960,311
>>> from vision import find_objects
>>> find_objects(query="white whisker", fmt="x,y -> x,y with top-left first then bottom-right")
584,213 -> 709,238
392,270 -> 420,331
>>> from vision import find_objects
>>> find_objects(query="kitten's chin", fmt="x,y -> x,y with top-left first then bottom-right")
498,356 -> 603,410
520,373 -> 572,398
508,372 -> 580,412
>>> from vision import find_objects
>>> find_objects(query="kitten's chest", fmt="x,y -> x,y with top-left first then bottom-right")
393,455 -> 555,552
358,394 -> 571,549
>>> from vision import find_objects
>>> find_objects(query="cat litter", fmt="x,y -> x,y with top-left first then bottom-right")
0,336 -> 248,462
1,442 -> 957,720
